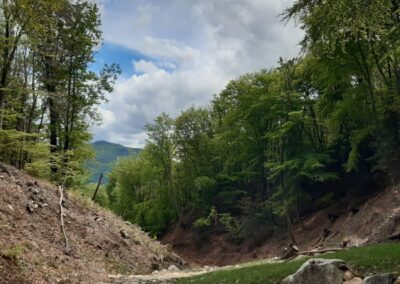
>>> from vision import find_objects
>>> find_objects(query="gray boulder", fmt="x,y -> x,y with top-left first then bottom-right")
363,273 -> 397,284
281,258 -> 347,284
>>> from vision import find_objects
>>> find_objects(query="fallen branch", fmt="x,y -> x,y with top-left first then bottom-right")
281,244 -> 299,262
311,227 -> 332,248
298,247 -> 345,255
282,247 -> 345,262
388,230 -> 400,240
58,185 -> 69,249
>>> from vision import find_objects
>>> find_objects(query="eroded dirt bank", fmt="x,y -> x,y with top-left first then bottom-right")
0,163 -> 184,284
162,185 -> 400,266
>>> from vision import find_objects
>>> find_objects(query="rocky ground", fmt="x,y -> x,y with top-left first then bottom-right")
0,163 -> 184,284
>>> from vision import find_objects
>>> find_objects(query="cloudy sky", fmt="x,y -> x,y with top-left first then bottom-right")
92,0 -> 303,148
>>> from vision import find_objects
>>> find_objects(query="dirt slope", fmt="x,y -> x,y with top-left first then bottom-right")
0,163 -> 184,284
163,185 -> 400,266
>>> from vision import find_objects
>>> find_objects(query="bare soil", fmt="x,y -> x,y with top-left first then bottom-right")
162,185 -> 400,266
0,163 -> 184,284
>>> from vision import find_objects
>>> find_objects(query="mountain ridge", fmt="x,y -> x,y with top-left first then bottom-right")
88,140 -> 142,182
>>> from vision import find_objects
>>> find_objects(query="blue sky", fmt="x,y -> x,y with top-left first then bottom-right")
91,43 -> 150,78
92,0 -> 303,147
91,43 -> 178,78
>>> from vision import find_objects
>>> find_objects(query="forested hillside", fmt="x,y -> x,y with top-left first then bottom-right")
0,0 -> 399,282
87,141 -> 141,183
0,0 -> 119,184
104,0 -> 400,246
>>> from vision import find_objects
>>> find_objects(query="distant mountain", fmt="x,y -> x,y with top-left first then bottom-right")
87,140 -> 141,183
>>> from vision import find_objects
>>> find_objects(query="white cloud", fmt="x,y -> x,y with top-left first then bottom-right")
97,108 -> 115,128
93,0 -> 303,147
133,60 -> 161,74
137,37 -> 201,67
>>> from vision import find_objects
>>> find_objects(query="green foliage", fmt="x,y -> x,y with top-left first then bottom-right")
97,0 -> 399,241
2,245 -> 25,264
0,0 -> 119,186
218,213 -> 241,237
106,146 -> 177,236
193,217 -> 211,229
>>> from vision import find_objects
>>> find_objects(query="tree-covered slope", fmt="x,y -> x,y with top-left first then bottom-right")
87,141 -> 141,182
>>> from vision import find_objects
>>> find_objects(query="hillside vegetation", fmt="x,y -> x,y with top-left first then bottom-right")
1,0 -> 400,282
0,0 -> 120,185
87,141 -> 141,183
102,0 -> 400,252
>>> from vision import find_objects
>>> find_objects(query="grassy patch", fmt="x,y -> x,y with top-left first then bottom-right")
106,256 -> 131,274
177,243 -> 400,284
1,244 -> 25,264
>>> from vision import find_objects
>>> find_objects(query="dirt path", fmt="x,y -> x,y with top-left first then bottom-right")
109,267 -> 214,283
109,258 -> 282,283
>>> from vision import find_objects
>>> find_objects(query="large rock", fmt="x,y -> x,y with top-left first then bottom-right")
363,273 -> 397,284
281,258 -> 347,284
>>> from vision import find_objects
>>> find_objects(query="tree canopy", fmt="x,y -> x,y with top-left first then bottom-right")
0,0 -> 120,183
105,0 -> 400,240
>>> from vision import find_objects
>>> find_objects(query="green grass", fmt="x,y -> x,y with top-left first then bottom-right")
177,243 -> 400,284
1,244 -> 25,264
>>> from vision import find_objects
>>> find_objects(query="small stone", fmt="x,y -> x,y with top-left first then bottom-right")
167,265 -> 180,272
94,216 -> 103,222
344,270 -> 354,281
63,246 -> 78,257
363,273 -> 397,284
26,202 -> 37,213
343,277 -> 363,284
119,230 -> 129,239
61,200 -> 68,208
31,188 -> 39,195
7,204 -> 13,211
125,221 -> 132,226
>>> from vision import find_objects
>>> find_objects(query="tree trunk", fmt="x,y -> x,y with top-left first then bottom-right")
48,93 -> 58,174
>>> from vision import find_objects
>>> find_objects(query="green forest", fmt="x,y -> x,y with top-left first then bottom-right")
1,0 -> 400,244
104,0 -> 400,240
0,0 -> 119,183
